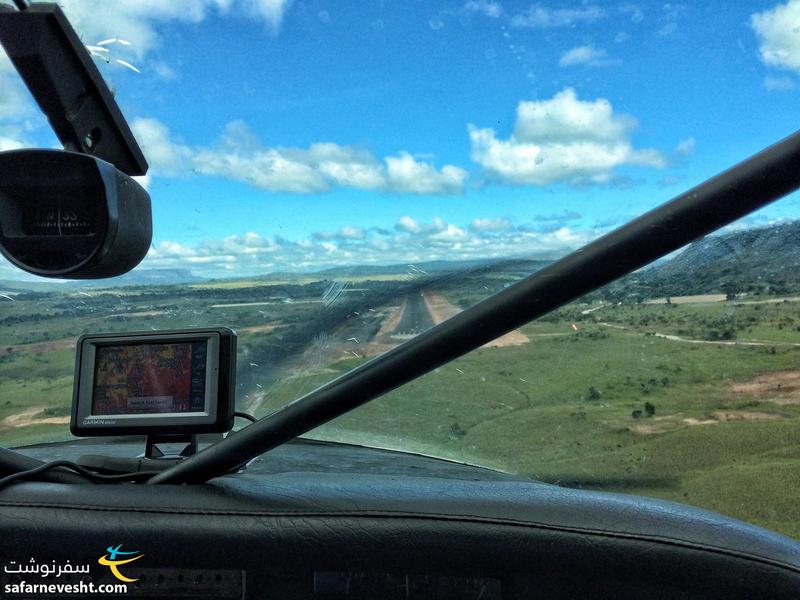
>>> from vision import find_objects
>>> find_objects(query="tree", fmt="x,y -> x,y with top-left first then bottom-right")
722,281 -> 739,301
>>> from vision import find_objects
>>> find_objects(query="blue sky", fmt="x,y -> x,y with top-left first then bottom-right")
1,0 -> 800,279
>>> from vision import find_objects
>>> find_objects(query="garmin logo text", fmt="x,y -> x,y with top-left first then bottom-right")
84,419 -> 115,425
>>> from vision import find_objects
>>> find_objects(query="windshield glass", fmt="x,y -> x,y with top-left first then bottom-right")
1,0 -> 799,539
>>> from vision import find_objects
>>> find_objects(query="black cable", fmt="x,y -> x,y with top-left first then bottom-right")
0,460 -> 159,491
234,411 -> 257,423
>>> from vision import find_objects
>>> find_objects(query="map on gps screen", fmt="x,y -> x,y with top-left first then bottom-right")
92,342 -> 207,415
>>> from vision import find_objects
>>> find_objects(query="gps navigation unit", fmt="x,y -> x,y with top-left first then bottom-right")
71,328 -> 236,436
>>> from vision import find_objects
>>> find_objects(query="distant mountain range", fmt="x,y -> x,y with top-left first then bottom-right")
0,269 -> 203,293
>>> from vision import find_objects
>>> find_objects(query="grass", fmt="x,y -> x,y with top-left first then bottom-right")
3,285 -> 800,540
280,320 -> 800,539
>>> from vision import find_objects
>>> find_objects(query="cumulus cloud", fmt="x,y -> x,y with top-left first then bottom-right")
462,1 -> 502,18
140,215 -> 594,276
314,226 -> 365,241
0,46 -> 39,123
395,216 -> 424,234
511,4 -> 605,28
470,217 -> 513,232
675,136 -> 695,156
558,45 -> 618,67
658,175 -> 682,187
241,0 -> 293,31
468,88 -> 665,186
752,0 -> 800,72
619,4 -> 644,23
656,3 -> 685,37
523,210 -> 582,232
384,153 -> 467,195
0,72 -> 28,120
133,118 -> 466,194
131,117 -> 193,174
56,0 -> 292,58
0,135 -> 24,151
764,74 -> 796,90
0,1 -> 295,154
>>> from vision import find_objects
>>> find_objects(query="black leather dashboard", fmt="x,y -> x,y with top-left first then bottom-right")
0,439 -> 796,598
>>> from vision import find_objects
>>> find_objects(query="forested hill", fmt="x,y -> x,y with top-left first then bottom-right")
599,220 -> 800,300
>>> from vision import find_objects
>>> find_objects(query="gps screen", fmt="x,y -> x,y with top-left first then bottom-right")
92,341 -> 207,415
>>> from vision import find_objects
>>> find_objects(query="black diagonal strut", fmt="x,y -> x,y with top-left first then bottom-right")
150,129 -> 800,485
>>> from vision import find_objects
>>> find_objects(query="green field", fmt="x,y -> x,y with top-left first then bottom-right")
1,271 -> 799,539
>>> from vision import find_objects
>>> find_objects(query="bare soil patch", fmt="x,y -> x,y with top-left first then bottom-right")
239,323 -> 280,335
629,415 -> 677,435
631,409 -> 783,435
683,417 -> 718,426
710,411 -> 782,422
731,370 -> 800,406
107,310 -> 166,318
629,421 -> 672,435
644,294 -> 726,305
0,407 -> 69,430
4,338 -> 75,354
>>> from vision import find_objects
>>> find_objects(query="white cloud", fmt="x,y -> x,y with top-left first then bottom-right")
512,89 -> 636,143
151,61 -> 178,80
429,223 -> 469,242
315,226 -> 365,241
194,142 -> 329,193
56,0 -> 292,58
0,73 -> 29,120
384,153 -> 467,195
511,4 -> 605,28
462,1 -> 502,18
470,217 -> 513,232
558,45 -> 618,67
241,0 -> 293,31
619,4 -> 644,24
658,175 -> 681,187
656,3 -> 685,37
765,74 -> 797,90
428,16 -> 445,30
338,226 -> 364,240
0,136 -> 24,151
657,21 -> 677,37
311,142 -> 385,189
752,0 -> 800,72
396,216 -> 422,233
0,49 -> 37,122
133,173 -> 152,190
131,117 -> 193,175
469,88 -> 665,186
0,1 -> 295,152
675,136 -> 695,156
134,118 -> 466,194
140,215 -> 595,276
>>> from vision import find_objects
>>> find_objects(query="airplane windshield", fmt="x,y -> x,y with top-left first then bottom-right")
0,0 -> 799,539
